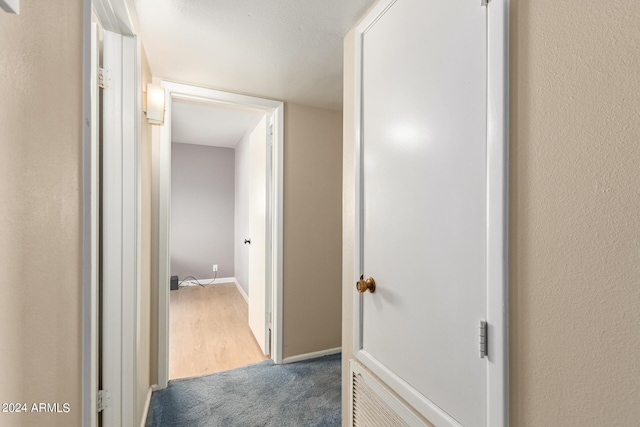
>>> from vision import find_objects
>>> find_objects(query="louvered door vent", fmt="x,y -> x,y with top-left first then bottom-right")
350,360 -> 427,427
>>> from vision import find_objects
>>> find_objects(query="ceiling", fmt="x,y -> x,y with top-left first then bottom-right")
171,98 -> 264,148
133,0 -> 376,111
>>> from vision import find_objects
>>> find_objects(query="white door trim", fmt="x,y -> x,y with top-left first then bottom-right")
82,4 -> 99,427
351,0 -> 509,426
156,81 -> 285,389
88,2 -> 141,426
92,0 -> 140,35
349,360 -> 429,427
486,1 -> 510,425
101,29 -> 140,427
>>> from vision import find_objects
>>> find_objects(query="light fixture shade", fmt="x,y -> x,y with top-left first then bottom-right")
145,83 -> 165,125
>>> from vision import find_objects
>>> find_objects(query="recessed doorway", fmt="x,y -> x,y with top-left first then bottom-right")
156,81 -> 284,388
168,98 -> 269,379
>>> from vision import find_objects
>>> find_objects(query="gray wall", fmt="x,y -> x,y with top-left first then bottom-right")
171,143 -> 235,279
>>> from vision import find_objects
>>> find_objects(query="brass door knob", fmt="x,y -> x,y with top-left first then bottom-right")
356,275 -> 376,293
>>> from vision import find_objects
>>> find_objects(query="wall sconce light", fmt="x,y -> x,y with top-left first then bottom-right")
0,0 -> 20,14
144,83 -> 165,125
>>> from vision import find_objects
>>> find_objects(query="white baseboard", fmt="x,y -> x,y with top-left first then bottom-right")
139,386 -> 153,427
234,279 -> 249,303
179,277 -> 236,287
179,277 -> 249,304
282,347 -> 341,364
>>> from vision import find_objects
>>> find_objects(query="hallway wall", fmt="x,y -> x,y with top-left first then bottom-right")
283,103 -> 343,358
0,2 -> 83,426
508,1 -> 640,424
1,3 -> 345,424
342,0 -> 640,425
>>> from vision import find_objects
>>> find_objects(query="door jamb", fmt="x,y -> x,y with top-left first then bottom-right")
82,1 -> 98,426
486,1 -> 510,424
351,0 -> 509,426
86,1 -> 140,425
156,81 -> 285,389
100,29 -> 139,427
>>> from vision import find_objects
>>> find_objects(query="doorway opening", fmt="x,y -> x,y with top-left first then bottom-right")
157,81 -> 284,388
169,98 -> 270,379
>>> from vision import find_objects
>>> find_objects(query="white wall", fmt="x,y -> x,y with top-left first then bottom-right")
234,115 -> 266,296
171,143 -> 235,279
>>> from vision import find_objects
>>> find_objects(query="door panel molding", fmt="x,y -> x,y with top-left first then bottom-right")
351,0 -> 509,425
357,350 -> 464,427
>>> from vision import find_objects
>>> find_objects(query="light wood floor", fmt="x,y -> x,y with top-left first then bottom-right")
169,282 -> 268,380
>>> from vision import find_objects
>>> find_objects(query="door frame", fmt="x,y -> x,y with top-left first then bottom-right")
82,2 -> 99,426
156,81 -> 285,389
100,29 -> 140,427
351,0 -> 509,426
86,1 -> 142,425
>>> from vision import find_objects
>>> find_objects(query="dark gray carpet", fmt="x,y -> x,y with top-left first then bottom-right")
146,353 -> 342,427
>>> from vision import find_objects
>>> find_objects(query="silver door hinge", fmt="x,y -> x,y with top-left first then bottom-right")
98,67 -> 107,89
481,0 -> 490,6
97,389 -> 110,412
480,321 -> 488,358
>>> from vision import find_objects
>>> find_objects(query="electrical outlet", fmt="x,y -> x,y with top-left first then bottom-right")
213,264 -> 218,272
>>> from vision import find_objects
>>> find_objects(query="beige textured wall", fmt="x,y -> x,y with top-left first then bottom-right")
509,1 -> 640,425
0,2 -> 83,426
283,103 -> 343,358
137,45 -> 153,425
343,1 -> 640,425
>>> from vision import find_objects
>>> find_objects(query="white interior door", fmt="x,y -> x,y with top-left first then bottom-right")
356,0 -> 489,426
248,115 -> 269,355
101,29 -> 139,427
